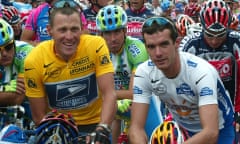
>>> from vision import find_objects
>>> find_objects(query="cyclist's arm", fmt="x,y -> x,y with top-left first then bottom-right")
129,102 -> 149,144
116,72 -> 134,100
97,72 -> 117,126
27,96 -> 48,126
20,29 -> 39,46
0,77 -> 25,105
184,104 -> 219,144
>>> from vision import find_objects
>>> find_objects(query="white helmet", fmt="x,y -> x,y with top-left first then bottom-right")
187,22 -> 202,35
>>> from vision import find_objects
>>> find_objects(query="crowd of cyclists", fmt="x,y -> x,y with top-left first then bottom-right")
0,0 -> 239,143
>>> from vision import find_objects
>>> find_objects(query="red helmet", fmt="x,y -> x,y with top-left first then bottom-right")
229,14 -> 239,30
35,109 -> 79,144
1,6 -> 21,25
184,3 -> 201,18
200,0 -> 231,32
176,14 -> 195,37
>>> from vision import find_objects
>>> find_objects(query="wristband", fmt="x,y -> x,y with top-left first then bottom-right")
97,123 -> 112,133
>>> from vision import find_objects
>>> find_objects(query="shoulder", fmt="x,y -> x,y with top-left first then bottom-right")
228,30 -> 240,39
179,32 -> 202,52
15,40 -> 33,48
80,34 -> 105,44
136,59 -> 154,72
27,40 -> 52,57
125,36 -> 144,46
180,52 -> 216,72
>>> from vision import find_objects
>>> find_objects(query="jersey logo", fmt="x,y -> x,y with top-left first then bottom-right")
96,45 -> 103,53
45,74 -> 98,110
151,79 -> 159,83
200,87 -> 213,96
195,74 -> 207,85
57,84 -> 87,100
25,68 -> 34,71
100,55 -> 110,65
44,62 -> 54,68
133,86 -> 143,94
27,78 -> 37,88
134,75 -> 144,78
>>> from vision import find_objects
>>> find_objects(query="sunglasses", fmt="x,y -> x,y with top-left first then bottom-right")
142,17 -> 177,34
49,0 -> 79,13
0,40 -> 15,52
204,30 -> 226,38
53,0 -> 78,8
142,17 -> 174,28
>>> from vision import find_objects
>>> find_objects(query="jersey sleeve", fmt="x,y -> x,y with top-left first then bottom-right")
191,62 -> 219,106
24,43 -> 46,98
132,61 -> 152,104
126,37 -> 149,73
94,36 -> 114,77
14,41 -> 34,75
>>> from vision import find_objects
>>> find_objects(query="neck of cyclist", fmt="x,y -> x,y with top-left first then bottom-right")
130,5 -> 146,14
91,3 -> 103,14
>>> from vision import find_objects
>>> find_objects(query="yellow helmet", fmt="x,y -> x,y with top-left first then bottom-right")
150,121 -> 189,144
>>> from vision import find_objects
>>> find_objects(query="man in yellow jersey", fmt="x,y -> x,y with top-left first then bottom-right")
24,0 -> 117,143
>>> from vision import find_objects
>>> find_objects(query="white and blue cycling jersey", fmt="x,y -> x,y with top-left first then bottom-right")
133,52 -> 234,134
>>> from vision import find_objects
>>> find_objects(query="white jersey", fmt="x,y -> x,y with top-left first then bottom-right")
133,52 -> 234,133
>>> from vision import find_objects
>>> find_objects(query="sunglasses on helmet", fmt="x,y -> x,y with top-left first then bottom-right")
49,0 -> 79,14
53,0 -> 78,8
142,17 -> 174,28
142,17 -> 177,33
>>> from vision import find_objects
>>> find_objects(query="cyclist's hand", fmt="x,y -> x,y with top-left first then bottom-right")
235,112 -> 240,132
117,99 -> 132,113
4,79 -> 17,92
86,125 -> 111,144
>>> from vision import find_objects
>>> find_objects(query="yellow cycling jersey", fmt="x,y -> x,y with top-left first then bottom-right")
24,34 -> 114,125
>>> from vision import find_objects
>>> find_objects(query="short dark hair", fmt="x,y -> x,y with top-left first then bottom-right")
142,17 -> 178,43
49,7 -> 81,27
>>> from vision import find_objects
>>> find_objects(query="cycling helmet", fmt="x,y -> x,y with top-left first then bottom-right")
200,0 -> 231,32
35,110 -> 79,144
184,3 -> 201,18
161,0 -> 171,12
176,14 -> 195,37
187,22 -> 202,35
150,121 -> 189,144
96,5 -> 128,31
229,14 -> 239,31
1,6 -> 21,25
175,2 -> 185,13
0,18 -> 14,46
0,124 -> 27,144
